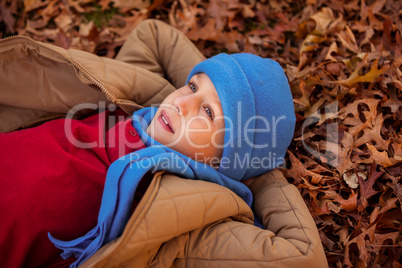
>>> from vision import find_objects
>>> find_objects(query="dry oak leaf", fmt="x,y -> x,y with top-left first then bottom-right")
358,162 -> 382,202
343,224 -> 376,267
360,0 -> 386,22
334,190 -> 358,211
325,131 -> 355,175
352,105 -> 381,136
38,0 -> 61,26
318,229 -> 336,251
0,1 -> 16,33
206,0 -> 237,31
298,34 -> 327,70
338,99 -> 380,126
186,18 -> 218,42
298,179 -> 336,211
378,196 -> 399,215
54,9 -> 73,34
292,78 -> 311,110
309,197 -> 331,217
382,81 -> 402,113
335,226 -> 350,247
23,0 -> 48,12
309,7 -> 337,34
284,151 -> 325,184
336,59 -> 387,87
26,18 -> 48,29
366,144 -> 399,167
171,1 -> 204,35
108,13 -> 148,43
318,139 -> 355,175
325,41 -> 339,62
391,143 -> 402,161
112,0 -> 150,12
298,7 -> 347,70
366,231 -> 400,266
218,30 -> 243,53
68,0 -> 85,13
78,21 -> 97,38
354,113 -> 390,151
371,231 -> 400,254
336,25 -> 359,54
367,4 -> 387,31
385,177 -> 402,212
377,209 -> 402,231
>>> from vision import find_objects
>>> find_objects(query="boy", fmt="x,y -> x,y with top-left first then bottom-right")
47,48 -> 296,266
0,20 -> 327,267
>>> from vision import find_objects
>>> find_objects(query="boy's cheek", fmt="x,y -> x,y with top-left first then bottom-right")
192,135 -> 211,147
184,123 -> 224,149
185,119 -> 211,136
185,133 -> 222,156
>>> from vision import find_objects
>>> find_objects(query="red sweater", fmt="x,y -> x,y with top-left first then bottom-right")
0,110 -> 146,267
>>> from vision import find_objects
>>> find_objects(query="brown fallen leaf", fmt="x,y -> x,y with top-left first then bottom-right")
206,0 -> 237,31
54,9 -> 73,35
113,0 -> 150,13
336,25 -> 358,54
24,0 -> 48,12
366,144 -> 398,167
285,151 -> 325,184
358,162 -> 382,204
354,114 -> 390,151
186,18 -> 218,42
336,59 -> 387,87
335,190 -> 358,211
0,1 -> 16,33
344,224 -> 376,267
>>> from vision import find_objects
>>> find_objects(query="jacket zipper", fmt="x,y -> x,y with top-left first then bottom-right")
0,35 -> 116,102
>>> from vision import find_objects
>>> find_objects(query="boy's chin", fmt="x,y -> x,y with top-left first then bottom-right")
145,124 -> 165,145
145,121 -> 155,137
145,126 -> 151,137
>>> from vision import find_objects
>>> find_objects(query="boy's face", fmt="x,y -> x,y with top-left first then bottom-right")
146,73 -> 225,165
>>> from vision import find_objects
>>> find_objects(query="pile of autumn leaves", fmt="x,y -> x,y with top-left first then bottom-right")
1,0 -> 401,266
281,7 -> 401,267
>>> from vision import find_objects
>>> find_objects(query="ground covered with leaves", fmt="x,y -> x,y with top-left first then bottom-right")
1,0 -> 401,266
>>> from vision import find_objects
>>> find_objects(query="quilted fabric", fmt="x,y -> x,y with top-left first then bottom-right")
80,172 -> 253,267
81,170 -> 328,268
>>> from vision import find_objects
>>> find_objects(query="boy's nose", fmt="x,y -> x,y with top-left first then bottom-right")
173,94 -> 199,116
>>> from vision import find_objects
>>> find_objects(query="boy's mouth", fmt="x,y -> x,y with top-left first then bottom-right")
158,110 -> 174,133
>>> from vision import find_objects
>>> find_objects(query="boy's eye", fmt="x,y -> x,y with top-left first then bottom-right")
188,81 -> 213,120
189,82 -> 197,93
204,106 -> 213,120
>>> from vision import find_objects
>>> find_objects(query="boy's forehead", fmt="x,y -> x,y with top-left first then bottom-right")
193,72 -> 210,83
195,73 -> 218,95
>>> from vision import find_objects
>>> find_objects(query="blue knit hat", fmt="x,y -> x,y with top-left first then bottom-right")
187,53 -> 296,181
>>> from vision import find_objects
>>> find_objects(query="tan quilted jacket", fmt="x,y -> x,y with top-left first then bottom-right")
0,19 -> 328,267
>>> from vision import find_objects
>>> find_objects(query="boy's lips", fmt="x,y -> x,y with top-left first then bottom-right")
158,110 -> 174,133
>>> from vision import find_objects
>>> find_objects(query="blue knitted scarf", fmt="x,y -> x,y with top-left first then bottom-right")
49,107 -> 252,267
